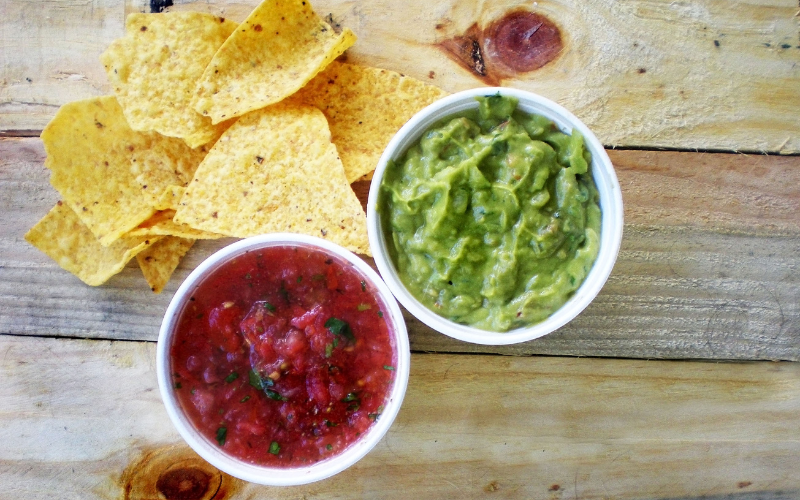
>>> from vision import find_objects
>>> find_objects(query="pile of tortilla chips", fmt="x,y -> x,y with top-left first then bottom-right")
25,0 -> 447,293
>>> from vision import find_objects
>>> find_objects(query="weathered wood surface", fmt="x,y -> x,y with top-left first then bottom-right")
3,0 -> 799,497
2,335 -> 799,500
2,0 -> 799,152
2,138 -> 798,360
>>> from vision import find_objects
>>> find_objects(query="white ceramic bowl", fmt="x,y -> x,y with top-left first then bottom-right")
157,234 -> 410,485
367,87 -> 623,345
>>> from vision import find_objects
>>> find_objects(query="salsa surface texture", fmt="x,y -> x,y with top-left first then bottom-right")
379,94 -> 601,332
170,245 -> 396,467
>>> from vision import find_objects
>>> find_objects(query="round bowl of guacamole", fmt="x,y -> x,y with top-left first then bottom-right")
367,88 -> 623,345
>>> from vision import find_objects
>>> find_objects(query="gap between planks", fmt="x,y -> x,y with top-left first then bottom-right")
2,331 -> 793,365
6,127 -> 799,156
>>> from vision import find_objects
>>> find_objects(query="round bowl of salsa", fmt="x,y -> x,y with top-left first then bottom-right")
156,234 -> 410,485
367,87 -> 623,345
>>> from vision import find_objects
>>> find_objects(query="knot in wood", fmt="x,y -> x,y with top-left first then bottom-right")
483,11 -> 562,73
156,467 -> 212,500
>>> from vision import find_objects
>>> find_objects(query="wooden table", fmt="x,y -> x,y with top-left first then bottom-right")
2,0 -> 799,498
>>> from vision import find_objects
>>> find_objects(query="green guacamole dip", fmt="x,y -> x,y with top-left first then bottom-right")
378,94 -> 601,332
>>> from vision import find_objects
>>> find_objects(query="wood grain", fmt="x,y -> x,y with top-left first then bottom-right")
1,0 -> 799,152
2,138 -> 798,360
1,335 -> 798,499
4,1 -> 798,496
0,0 -> 125,134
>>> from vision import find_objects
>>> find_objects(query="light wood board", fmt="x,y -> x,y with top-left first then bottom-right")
2,335 -> 799,500
3,1 -> 798,497
1,0 -> 799,152
2,138 -> 798,361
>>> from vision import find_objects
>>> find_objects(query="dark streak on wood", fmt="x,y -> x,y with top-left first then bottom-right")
149,0 -> 173,13
437,23 -> 490,81
0,130 -> 43,137
324,13 -> 343,35
470,39 -> 487,76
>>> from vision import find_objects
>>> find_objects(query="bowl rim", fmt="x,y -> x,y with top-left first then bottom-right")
366,87 -> 623,345
156,233 -> 410,486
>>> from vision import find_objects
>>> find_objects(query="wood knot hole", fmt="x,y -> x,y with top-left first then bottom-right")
435,9 -> 563,84
483,10 -> 562,73
156,467 -> 212,500
121,446 -> 238,500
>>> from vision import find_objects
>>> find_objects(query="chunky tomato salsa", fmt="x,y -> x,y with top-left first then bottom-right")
170,245 -> 396,467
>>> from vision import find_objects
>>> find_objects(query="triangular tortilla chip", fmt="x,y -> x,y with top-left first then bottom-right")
192,0 -> 356,124
290,61 -> 448,182
25,202 -> 158,286
137,236 -> 195,293
41,96 -> 202,246
174,102 -> 369,255
129,140 -> 210,209
100,12 -> 238,147
127,210 -> 225,240
153,185 -> 187,211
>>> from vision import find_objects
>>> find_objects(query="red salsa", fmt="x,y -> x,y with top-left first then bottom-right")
170,245 -> 396,467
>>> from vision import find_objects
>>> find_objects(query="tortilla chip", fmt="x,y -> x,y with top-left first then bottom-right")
174,102 -> 369,255
130,140 -> 210,209
41,96 -> 204,246
128,210 -> 225,240
137,236 -> 195,293
153,185 -> 187,211
291,61 -> 448,182
24,202 -> 158,286
192,0 -> 356,124
100,12 -> 238,148
42,96 -> 156,246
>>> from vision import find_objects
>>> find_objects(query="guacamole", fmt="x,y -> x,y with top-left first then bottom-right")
378,94 -> 601,332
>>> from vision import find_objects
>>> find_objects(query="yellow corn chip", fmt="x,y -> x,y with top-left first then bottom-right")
137,236 -> 195,293
291,61 -> 448,182
24,202 -> 158,286
130,140 -> 210,209
41,96 -> 202,246
153,186 -> 186,211
174,102 -> 369,255
128,210 -> 225,240
193,0 -> 356,124
100,12 -> 238,148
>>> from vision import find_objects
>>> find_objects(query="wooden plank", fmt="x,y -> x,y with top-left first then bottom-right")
1,0 -> 799,152
1,335 -> 798,499
0,0 -> 126,134
417,150 -> 800,360
2,138 -> 799,360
